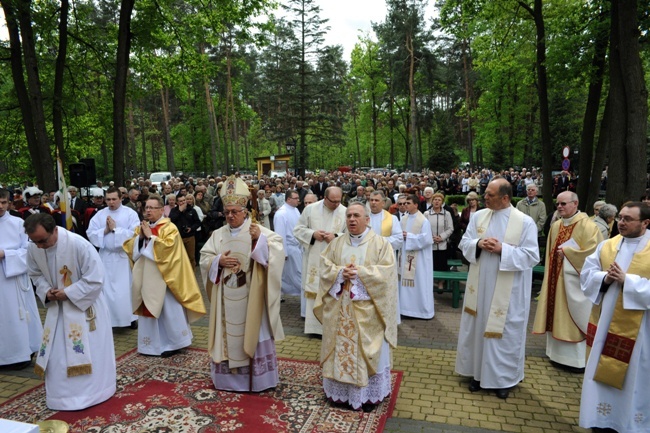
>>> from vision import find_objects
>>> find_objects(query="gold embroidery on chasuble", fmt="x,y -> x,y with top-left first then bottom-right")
545,223 -> 576,331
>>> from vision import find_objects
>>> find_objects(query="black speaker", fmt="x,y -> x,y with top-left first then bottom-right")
69,163 -> 90,188
80,158 -> 96,185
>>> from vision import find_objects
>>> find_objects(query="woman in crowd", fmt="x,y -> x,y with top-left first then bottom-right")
459,191 -> 482,232
163,194 -> 176,217
425,192 -> 454,290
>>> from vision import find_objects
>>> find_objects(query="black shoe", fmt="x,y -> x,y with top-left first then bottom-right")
361,403 -> 376,413
550,360 -> 585,374
129,320 -> 138,329
468,379 -> 482,392
2,360 -> 32,370
160,349 -> 181,358
495,388 -> 510,399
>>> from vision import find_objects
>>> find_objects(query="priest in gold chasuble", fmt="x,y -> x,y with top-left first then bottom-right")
200,176 -> 285,392
579,202 -> 650,433
124,194 -> 206,358
314,203 -> 397,412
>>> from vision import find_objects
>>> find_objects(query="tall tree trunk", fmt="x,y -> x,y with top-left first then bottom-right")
462,36 -> 474,167
605,0 -> 648,207
139,98 -> 148,177
2,0 -> 45,187
160,86 -> 175,173
53,0 -> 69,164
577,7 -> 608,212
520,0 -> 553,215
406,33 -> 418,170
4,0 -> 56,190
113,0 -> 135,187
587,96 -> 611,207
127,100 -> 137,179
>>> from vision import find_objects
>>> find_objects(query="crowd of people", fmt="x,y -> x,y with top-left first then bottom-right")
1,163 -> 650,432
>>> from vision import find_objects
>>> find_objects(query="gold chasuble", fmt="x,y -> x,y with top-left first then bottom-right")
586,236 -> 650,389
200,220 -> 285,369
124,219 -> 206,323
533,212 -> 602,341
314,231 -> 397,387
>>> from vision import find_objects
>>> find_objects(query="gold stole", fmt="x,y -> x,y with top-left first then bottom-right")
381,210 -> 393,237
542,223 -> 576,332
464,207 -> 525,338
400,212 -> 425,287
586,236 -> 649,389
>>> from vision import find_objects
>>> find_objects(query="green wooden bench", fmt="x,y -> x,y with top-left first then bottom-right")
533,265 -> 545,282
434,270 -> 468,308
447,259 -> 463,269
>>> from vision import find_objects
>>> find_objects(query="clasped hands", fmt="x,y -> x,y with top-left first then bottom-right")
314,230 -> 335,243
342,263 -> 358,281
46,288 -> 68,302
604,261 -> 625,285
219,250 -> 241,269
479,237 -> 502,254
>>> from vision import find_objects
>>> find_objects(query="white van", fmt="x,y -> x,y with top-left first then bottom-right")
149,171 -> 172,187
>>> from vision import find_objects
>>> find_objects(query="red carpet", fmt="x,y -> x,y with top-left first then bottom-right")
0,348 -> 402,432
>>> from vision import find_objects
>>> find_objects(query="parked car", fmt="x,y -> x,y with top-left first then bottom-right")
149,171 -> 173,187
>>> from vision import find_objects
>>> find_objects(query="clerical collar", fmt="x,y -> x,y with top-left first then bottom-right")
562,210 -> 580,224
349,227 -> 370,239
149,216 -> 164,228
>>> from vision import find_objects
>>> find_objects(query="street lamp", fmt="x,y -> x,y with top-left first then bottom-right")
286,138 -> 297,176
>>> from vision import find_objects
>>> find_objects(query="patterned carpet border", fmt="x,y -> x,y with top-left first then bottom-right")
0,348 -> 402,433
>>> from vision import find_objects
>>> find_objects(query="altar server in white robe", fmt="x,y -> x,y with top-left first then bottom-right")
0,189 -> 42,369
87,187 -> 140,328
579,202 -> 650,433
200,176 -> 285,392
315,203 -> 397,412
25,213 -> 116,411
124,195 -> 206,357
398,194 -> 434,319
455,177 -> 539,399
273,190 -> 302,298
368,190 -> 403,324
294,187 -> 347,334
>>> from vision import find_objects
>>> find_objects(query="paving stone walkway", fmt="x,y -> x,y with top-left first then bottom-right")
0,272 -> 588,433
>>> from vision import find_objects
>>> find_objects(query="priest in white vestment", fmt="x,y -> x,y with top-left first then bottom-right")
579,202 -> 650,433
87,187 -> 140,328
398,194 -> 434,319
25,213 -> 116,411
0,189 -> 42,369
368,190 -> 403,324
533,191 -> 602,371
273,190 -> 302,297
200,176 -> 285,392
294,187 -> 347,334
124,195 -> 206,357
455,178 -> 539,399
315,203 -> 397,412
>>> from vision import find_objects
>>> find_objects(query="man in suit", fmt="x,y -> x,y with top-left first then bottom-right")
69,186 -> 87,214
312,176 -> 327,201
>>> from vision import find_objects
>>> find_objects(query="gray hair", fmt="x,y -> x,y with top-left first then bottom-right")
593,200 -> 606,210
598,203 -> 617,220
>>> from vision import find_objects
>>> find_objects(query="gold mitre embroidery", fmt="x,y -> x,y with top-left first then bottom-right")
221,176 -> 250,207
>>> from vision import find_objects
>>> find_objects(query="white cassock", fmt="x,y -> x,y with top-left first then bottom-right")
398,212 -> 434,319
579,231 -> 650,432
0,212 -> 42,365
455,207 -> 539,389
130,229 -> 193,355
28,229 -> 116,410
87,205 -> 140,327
370,210 -> 403,324
294,200 -> 346,334
273,203 -> 302,297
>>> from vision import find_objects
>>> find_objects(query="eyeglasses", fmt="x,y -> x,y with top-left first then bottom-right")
325,197 -> 341,204
615,216 -> 642,223
29,233 -> 52,245
398,203 -> 406,206
144,206 -> 162,210
556,201 -> 575,206
224,209 -> 246,216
